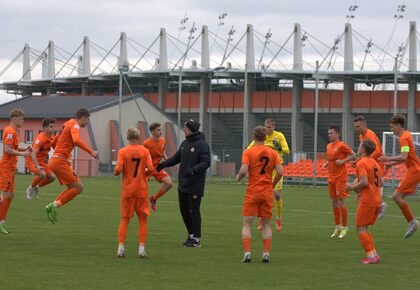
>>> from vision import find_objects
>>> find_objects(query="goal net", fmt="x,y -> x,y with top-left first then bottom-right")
382,131 -> 420,195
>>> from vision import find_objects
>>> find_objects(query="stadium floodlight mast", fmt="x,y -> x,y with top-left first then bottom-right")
118,62 -> 129,148
177,22 -> 197,145
346,3 -> 358,21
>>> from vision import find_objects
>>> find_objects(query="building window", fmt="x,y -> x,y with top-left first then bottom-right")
0,130 -> 3,142
25,130 -> 34,143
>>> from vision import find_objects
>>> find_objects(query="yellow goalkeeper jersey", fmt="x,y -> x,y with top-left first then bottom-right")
247,130 -> 290,164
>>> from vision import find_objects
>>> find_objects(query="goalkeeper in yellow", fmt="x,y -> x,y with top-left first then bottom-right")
247,118 -> 289,231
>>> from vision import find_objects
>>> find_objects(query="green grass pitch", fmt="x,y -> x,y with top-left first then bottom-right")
1,175 -> 419,290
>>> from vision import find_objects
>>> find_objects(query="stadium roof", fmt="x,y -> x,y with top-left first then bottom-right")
0,95 -> 134,119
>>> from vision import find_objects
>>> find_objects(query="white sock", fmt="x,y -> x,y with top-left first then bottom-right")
118,245 -> 125,252
53,201 -> 60,208
244,252 -> 251,256
263,252 -> 269,256
189,234 -> 194,239
139,245 -> 145,252
193,237 -> 200,242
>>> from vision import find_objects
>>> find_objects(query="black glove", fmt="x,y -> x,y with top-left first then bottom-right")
272,139 -> 282,152
184,168 -> 195,177
156,163 -> 164,172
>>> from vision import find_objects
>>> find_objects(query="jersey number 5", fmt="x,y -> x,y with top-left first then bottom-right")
259,156 -> 269,174
132,158 -> 141,177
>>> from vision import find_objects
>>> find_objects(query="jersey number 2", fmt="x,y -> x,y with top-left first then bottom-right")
132,158 -> 141,177
259,156 -> 269,174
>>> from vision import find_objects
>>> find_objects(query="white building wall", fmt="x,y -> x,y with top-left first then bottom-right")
90,97 -> 177,163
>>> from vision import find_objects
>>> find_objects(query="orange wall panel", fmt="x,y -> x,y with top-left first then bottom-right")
164,92 -> 177,110
397,91 -> 408,109
252,91 -> 267,109
318,91 -> 331,110
330,91 -> 343,108
281,91 -> 292,109
352,91 -> 370,109
234,92 -> 244,108
189,92 -> 200,109
370,91 -> 391,109
301,90 -> 315,108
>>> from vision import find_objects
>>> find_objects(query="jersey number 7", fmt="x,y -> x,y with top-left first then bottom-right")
132,158 -> 141,177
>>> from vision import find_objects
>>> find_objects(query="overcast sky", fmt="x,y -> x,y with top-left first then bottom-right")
0,0 -> 419,103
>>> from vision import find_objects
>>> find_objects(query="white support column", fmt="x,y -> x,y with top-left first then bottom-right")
342,23 -> 354,148
242,25 -> 257,149
118,32 -> 128,71
158,28 -> 169,109
201,25 -> 210,69
199,25 -> 210,146
47,41 -> 55,78
292,23 -> 304,152
41,52 -> 48,79
246,24 -> 255,70
408,21 -> 418,131
22,44 -> 31,81
293,23 -> 303,71
159,28 -> 168,70
83,36 -> 91,75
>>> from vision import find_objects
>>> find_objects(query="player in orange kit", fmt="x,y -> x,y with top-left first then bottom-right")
346,140 -> 383,264
323,126 -> 355,239
353,115 -> 387,218
114,128 -> 154,258
142,122 -> 173,211
25,118 -> 57,200
44,108 -> 99,224
379,115 -> 420,239
0,109 -> 31,234
237,126 -> 283,263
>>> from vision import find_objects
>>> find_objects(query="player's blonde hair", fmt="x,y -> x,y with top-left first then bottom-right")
253,126 -> 267,142
127,127 -> 141,141
9,108 -> 25,118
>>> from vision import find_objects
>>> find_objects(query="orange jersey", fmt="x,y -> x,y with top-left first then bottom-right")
142,137 -> 165,167
242,144 -> 281,196
399,131 -> 420,172
326,141 -> 353,182
356,157 -> 382,207
25,132 -> 53,166
114,144 -> 154,198
359,129 -> 383,162
53,119 -> 93,159
0,126 -> 19,169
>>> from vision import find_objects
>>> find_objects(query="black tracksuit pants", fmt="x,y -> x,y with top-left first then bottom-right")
178,191 -> 202,238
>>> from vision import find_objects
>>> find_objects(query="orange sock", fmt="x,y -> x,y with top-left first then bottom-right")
340,207 -> 348,227
138,216 -> 148,245
242,237 -> 251,253
263,239 -> 272,253
399,202 -> 415,223
358,232 -> 374,256
0,197 -> 13,221
118,217 -> 130,244
153,189 -> 166,201
56,188 -> 81,206
38,178 -> 53,188
333,207 -> 340,226
31,176 -> 42,187
367,232 -> 376,255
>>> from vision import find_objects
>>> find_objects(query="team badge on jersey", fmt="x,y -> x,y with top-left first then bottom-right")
7,133 -> 13,140
191,148 -> 195,152
74,124 -> 80,129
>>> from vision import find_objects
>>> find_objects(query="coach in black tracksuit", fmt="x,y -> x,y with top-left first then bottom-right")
156,119 -> 210,247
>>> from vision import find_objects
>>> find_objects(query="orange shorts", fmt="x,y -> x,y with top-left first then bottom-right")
396,170 -> 420,194
151,170 -> 169,183
120,195 -> 150,218
356,205 -> 380,226
0,167 -> 16,193
26,161 -> 53,176
242,191 -> 273,219
328,181 -> 350,199
48,157 -> 79,185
